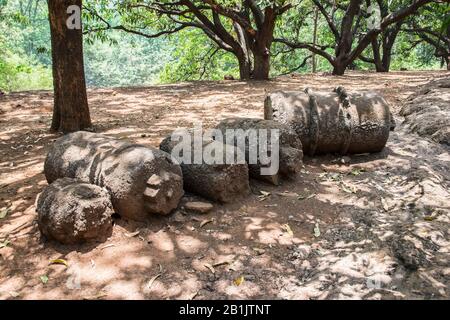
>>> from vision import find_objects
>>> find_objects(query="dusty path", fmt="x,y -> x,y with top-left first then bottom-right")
0,71 -> 449,299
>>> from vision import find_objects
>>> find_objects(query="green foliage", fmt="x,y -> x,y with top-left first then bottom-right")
159,29 -> 239,82
0,0 -> 52,92
0,48 -> 52,92
84,31 -> 172,87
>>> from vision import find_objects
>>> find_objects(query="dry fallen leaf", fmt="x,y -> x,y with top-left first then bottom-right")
147,273 -> 162,290
314,223 -> 321,238
101,244 -> 115,250
258,191 -> 271,201
253,248 -> 266,256
0,240 -> 10,248
204,263 -> 215,274
83,291 -> 108,300
40,275 -> 49,284
233,276 -> 245,286
212,260 -> 230,268
283,224 -> 294,236
0,208 -> 10,219
381,198 -> 389,212
49,259 -> 68,267
189,291 -> 199,300
200,219 -> 214,228
9,291 -> 20,298
125,230 -> 140,238
341,182 -> 357,194
298,193 -> 316,200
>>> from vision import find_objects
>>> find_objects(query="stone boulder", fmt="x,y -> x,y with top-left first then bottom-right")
215,117 -> 303,185
37,178 -> 113,244
160,133 -> 250,203
44,132 -> 184,221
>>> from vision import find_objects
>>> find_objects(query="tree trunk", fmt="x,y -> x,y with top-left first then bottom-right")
234,22 -> 252,80
48,0 -> 91,133
332,59 -> 348,76
253,52 -> 270,80
250,7 -> 276,80
380,51 -> 391,72
237,53 -> 252,80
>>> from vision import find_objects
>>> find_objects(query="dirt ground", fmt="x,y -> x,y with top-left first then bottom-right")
0,71 -> 449,300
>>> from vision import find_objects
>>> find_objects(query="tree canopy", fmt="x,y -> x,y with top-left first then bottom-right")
0,0 -> 448,92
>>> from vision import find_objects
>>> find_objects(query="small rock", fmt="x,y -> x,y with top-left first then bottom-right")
185,201 -> 214,214
341,156 -> 351,164
171,211 -> 187,223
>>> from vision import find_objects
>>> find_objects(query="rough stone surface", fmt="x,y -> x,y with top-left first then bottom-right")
37,178 -> 113,244
160,134 -> 250,203
265,89 -> 392,155
215,118 -> 303,185
400,77 -> 450,146
185,201 -> 214,214
44,132 -> 184,221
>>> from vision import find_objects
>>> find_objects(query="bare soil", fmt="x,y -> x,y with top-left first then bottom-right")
0,71 -> 449,300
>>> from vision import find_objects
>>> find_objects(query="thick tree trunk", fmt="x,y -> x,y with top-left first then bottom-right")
253,52 -> 270,80
332,59 -> 348,76
48,0 -> 91,133
250,7 -> 276,80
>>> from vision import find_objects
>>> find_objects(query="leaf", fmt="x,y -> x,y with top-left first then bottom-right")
298,193 -> 316,200
314,223 -> 321,238
0,240 -> 10,248
101,244 -> 115,250
233,276 -> 245,286
381,198 -> 389,212
49,259 -> 68,267
424,215 -> 436,222
40,275 -> 49,284
283,224 -> 294,236
83,291 -> 108,300
212,260 -> 230,268
350,168 -> 364,176
200,218 -> 214,228
341,182 -> 357,194
204,263 -> 215,274
147,273 -> 162,289
276,191 -> 299,198
0,208 -> 10,219
253,248 -> 266,255
189,291 -> 199,300
258,190 -> 271,201
124,230 -> 140,238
